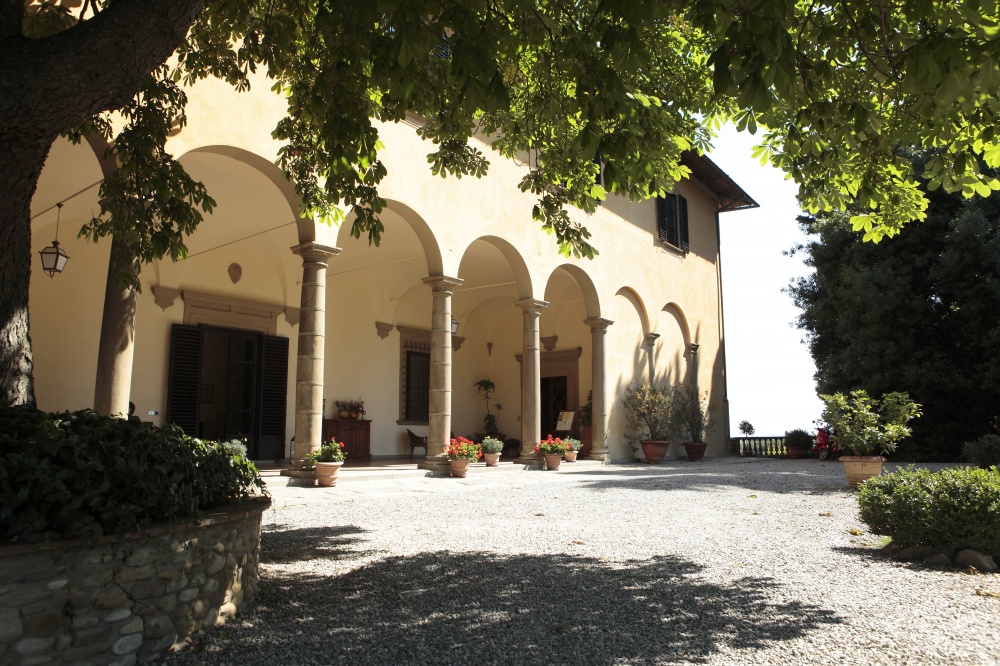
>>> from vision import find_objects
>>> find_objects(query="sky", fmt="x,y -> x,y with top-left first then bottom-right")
708,125 -> 824,437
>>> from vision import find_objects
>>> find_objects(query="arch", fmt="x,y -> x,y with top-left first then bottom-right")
338,198 -> 444,276
184,145 -> 312,244
459,235 -> 534,301
661,302 -> 692,351
614,287 -> 650,336
547,264 -> 601,319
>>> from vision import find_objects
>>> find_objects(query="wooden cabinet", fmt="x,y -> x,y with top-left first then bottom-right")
321,418 -> 371,461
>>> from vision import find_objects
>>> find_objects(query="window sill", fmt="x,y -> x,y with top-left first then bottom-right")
660,241 -> 687,256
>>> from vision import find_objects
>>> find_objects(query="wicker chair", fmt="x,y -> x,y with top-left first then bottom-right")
405,429 -> 428,459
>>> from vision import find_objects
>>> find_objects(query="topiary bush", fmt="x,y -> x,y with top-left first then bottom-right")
0,406 -> 266,546
857,466 -> 1000,557
962,434 -> 1000,469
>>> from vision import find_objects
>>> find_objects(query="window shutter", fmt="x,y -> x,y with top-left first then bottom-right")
257,334 -> 288,460
664,194 -> 680,247
656,196 -> 670,242
405,351 -> 431,421
167,324 -> 203,436
678,195 -> 689,253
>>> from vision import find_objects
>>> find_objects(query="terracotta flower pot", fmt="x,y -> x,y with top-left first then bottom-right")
841,456 -> 885,486
543,453 -> 562,470
450,458 -> 471,478
640,440 -> 669,463
483,452 -> 501,467
683,442 -> 707,461
315,461 -> 344,487
786,446 -> 805,460
564,450 -> 578,462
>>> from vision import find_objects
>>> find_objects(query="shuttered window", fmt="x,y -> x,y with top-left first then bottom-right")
656,193 -> 689,252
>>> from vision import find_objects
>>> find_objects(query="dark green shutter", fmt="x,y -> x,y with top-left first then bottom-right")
167,324 -> 203,435
257,335 -> 289,460
678,195 -> 689,252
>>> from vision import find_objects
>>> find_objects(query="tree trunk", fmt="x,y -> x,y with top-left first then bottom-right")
0,129 -> 56,406
0,0 -> 205,408
93,239 -> 138,417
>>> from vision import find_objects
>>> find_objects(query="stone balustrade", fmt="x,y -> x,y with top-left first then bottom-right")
0,498 -> 270,665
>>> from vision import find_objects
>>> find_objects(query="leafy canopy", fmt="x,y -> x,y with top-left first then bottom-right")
22,0 -> 1000,288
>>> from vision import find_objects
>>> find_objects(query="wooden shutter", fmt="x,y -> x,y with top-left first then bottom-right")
405,350 -> 431,421
678,195 -> 690,253
656,196 -> 669,242
167,324 -> 203,435
257,335 -> 288,460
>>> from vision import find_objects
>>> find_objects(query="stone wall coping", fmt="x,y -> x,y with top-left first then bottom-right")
0,496 -> 271,557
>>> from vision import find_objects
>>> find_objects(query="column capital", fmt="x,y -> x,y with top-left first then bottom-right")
291,241 -> 340,262
584,317 -> 614,331
422,274 -> 464,290
689,342 -> 701,354
515,298 -> 549,311
644,332 -> 661,346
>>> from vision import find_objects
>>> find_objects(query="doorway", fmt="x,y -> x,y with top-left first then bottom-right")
167,324 -> 288,460
540,376 -> 569,436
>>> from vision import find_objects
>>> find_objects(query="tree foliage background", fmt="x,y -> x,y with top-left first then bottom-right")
5,0 -> 1000,406
788,153 -> 1000,461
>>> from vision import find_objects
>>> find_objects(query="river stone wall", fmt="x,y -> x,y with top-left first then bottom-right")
0,498 -> 270,665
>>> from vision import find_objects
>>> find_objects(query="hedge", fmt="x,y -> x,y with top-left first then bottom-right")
857,466 -> 1000,557
0,406 -> 266,545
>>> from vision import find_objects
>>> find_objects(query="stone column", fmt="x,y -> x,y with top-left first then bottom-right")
517,299 -> 548,459
689,342 -> 700,392
418,275 -> 464,473
288,242 -> 340,481
585,318 -> 613,461
93,240 -> 137,417
644,332 -> 660,382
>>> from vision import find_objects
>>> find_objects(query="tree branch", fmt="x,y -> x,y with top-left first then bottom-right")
0,0 -> 204,135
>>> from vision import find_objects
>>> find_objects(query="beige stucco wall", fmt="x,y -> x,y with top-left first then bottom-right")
28,69 -> 737,461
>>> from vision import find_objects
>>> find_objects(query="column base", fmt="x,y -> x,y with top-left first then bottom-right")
417,455 -> 451,474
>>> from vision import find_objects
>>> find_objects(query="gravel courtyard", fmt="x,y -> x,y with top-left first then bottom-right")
164,458 -> 999,665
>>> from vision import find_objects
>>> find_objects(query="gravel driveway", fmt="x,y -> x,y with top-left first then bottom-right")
163,458 -> 999,665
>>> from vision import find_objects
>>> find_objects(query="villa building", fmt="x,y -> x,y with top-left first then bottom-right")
27,73 -> 755,471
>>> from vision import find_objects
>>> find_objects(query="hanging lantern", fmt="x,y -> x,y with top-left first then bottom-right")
39,202 -> 69,278
451,317 -> 459,334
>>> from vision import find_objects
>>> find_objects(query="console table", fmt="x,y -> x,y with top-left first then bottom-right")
321,418 -> 372,461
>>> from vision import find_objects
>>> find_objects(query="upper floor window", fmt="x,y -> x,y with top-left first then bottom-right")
656,193 -> 689,253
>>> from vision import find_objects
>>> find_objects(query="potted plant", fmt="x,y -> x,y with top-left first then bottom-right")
534,435 -> 569,470
669,384 -> 715,461
783,428 -> 813,459
734,420 -> 754,456
579,390 -> 593,458
563,437 -> 582,462
621,382 -> 673,463
481,437 -> 504,466
445,436 -> 481,478
474,379 -> 504,440
334,400 -> 351,419
305,438 -> 347,487
820,390 -> 921,486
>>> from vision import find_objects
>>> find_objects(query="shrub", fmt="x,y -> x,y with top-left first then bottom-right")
481,437 -> 504,454
857,466 -> 1000,556
0,406 -> 266,546
962,435 -> 1000,469
783,429 -> 814,450
820,390 -> 920,456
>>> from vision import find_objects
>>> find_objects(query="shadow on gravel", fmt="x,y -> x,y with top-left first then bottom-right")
571,462 -> 849,495
166,550 -> 842,665
260,524 -> 370,564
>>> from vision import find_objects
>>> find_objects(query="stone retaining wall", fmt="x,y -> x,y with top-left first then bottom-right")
0,498 -> 270,665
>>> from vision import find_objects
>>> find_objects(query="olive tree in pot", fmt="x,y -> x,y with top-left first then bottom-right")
621,382 -> 673,463
820,390 -> 921,486
670,385 -> 715,461
783,428 -> 814,459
